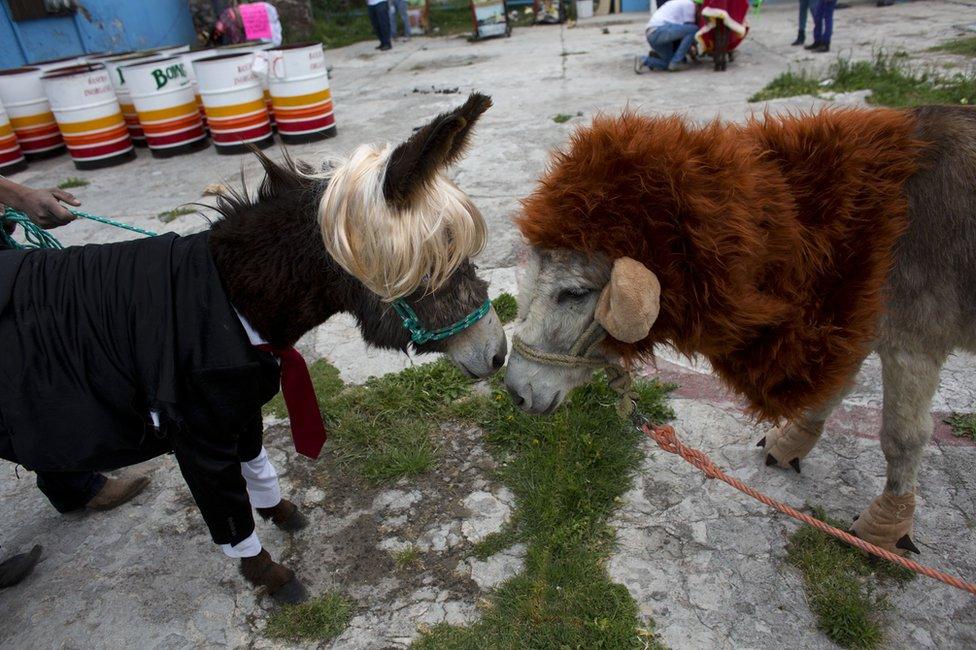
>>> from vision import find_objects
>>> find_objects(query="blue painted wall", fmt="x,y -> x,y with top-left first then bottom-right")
0,0 -> 196,69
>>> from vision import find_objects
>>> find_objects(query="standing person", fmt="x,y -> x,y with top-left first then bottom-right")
366,0 -> 393,51
390,0 -> 411,40
0,176 -> 151,519
634,0 -> 699,74
806,0 -> 835,52
792,0 -> 812,45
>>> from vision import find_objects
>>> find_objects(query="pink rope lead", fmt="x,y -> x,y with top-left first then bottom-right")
642,422 -> 976,597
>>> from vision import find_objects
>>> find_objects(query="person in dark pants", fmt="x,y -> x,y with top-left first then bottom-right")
806,0 -> 835,52
792,0 -> 812,45
0,176 -> 151,588
366,0 -> 393,51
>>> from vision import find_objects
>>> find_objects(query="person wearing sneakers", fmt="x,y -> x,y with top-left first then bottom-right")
635,0 -> 699,73
1,177 -> 152,588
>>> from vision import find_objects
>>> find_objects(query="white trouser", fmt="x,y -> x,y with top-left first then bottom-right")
219,447 -> 282,558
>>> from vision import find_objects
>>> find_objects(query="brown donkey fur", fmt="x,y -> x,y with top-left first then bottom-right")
518,108 -> 927,421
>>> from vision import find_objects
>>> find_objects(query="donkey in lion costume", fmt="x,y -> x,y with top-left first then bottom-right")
506,104 -> 976,556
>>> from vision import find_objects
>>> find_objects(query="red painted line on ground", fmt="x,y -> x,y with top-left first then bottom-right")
636,359 -> 974,448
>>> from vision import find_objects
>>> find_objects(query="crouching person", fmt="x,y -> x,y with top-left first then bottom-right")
634,0 -> 700,73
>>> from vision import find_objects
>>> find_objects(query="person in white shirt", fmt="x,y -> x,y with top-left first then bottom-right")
366,0 -> 393,51
634,0 -> 699,73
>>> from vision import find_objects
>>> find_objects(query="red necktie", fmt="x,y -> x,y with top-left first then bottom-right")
257,344 -> 327,459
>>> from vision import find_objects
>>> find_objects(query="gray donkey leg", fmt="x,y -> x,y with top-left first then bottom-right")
850,345 -> 945,554
759,358 -> 865,473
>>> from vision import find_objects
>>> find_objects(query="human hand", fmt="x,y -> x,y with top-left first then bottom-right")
10,187 -> 80,229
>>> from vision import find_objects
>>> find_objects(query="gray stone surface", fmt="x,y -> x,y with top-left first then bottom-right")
2,2 -> 975,648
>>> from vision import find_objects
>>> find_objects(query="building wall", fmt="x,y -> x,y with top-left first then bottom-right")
0,0 -> 196,69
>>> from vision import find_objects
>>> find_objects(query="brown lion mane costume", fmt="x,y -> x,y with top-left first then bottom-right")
518,108 -> 927,421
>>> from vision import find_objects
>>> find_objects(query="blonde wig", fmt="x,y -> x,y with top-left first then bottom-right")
319,143 -> 487,300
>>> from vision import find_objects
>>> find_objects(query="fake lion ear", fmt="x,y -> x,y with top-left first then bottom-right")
382,93 -> 492,209
594,257 -> 661,343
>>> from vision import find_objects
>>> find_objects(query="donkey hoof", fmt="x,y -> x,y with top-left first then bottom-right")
258,499 -> 308,532
272,576 -> 310,605
895,534 -> 920,554
760,422 -> 821,471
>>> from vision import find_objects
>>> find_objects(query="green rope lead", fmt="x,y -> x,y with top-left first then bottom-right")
392,298 -> 492,345
0,207 -> 158,250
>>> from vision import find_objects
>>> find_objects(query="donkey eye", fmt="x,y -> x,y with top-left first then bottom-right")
556,287 -> 594,304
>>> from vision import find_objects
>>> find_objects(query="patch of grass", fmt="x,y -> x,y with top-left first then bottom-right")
470,524 -> 519,561
414,373 -> 674,649
929,36 -> 976,57
491,292 -> 518,324
787,507 -> 915,649
57,177 -> 88,189
157,206 -> 196,223
393,545 -> 423,570
750,51 -> 976,107
265,593 -> 354,642
945,412 -> 976,441
553,113 -> 574,123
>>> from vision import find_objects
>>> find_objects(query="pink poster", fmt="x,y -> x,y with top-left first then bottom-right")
240,3 -> 273,41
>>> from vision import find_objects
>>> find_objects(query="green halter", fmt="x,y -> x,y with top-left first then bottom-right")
392,297 -> 492,346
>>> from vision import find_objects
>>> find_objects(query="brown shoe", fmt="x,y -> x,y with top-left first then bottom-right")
240,549 -> 308,604
86,475 -> 150,511
256,499 -> 308,532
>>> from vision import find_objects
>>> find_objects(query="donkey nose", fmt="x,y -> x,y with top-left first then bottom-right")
492,351 -> 506,370
506,384 -> 525,407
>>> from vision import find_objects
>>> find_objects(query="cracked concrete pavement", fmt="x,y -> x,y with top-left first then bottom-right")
2,1 -> 975,648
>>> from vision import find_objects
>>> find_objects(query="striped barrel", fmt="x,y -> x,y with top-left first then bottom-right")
181,48 -> 217,131
102,51 -> 161,147
267,42 -> 336,144
193,52 -> 273,154
124,56 -> 209,158
41,64 -> 135,170
0,67 -> 66,159
216,42 -> 276,130
0,101 -> 28,175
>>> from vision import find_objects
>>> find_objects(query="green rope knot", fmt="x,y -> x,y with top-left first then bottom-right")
392,298 -> 491,346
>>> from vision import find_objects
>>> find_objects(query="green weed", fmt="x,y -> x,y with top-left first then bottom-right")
414,373 -> 674,649
945,412 -> 976,441
787,507 -> 914,649
929,36 -> 976,57
157,206 -> 197,223
750,51 -> 976,107
265,593 -> 354,642
491,292 -> 518,324
57,177 -> 89,189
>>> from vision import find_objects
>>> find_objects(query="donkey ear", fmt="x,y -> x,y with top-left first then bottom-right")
594,257 -> 661,343
383,93 -> 492,208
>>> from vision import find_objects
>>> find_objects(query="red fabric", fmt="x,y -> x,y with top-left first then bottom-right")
256,344 -> 327,459
698,0 -> 751,52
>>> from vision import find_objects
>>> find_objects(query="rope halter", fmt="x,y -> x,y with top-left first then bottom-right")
510,319 -> 638,418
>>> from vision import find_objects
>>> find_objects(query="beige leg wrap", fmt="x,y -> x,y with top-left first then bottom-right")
850,491 -> 917,555
761,421 -> 822,470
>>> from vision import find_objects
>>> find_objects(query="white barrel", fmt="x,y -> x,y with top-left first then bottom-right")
216,42 -> 275,129
267,42 -> 336,143
158,44 -> 191,57
102,50 -> 161,146
34,55 -> 86,72
181,48 -> 218,129
0,67 -> 66,158
0,101 -> 27,175
193,52 -> 273,154
41,64 -> 134,170
123,56 -> 208,158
